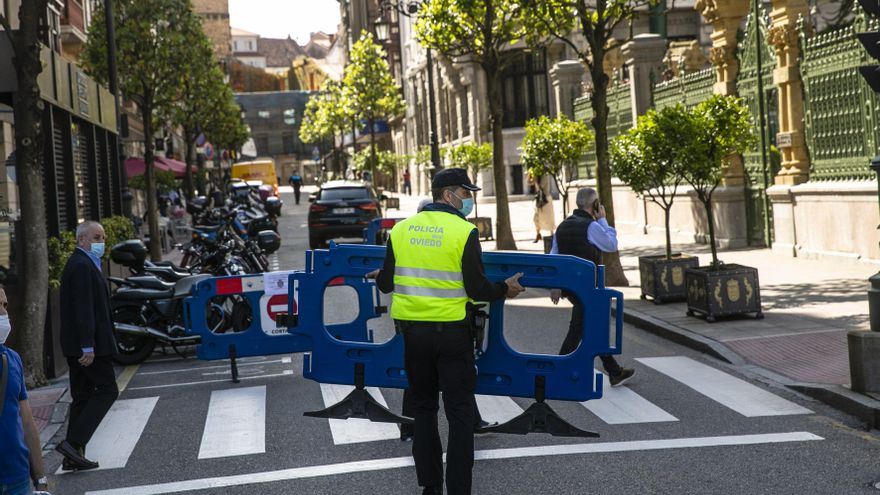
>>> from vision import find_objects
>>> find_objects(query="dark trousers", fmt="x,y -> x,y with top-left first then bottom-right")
559,291 -> 622,377
293,185 -> 301,204
403,323 -> 475,495
66,356 -> 119,448
401,389 -> 484,433
403,181 -> 412,196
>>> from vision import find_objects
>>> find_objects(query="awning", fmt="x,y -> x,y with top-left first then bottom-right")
125,156 -> 196,178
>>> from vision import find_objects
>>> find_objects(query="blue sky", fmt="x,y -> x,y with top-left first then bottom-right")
228,0 -> 341,43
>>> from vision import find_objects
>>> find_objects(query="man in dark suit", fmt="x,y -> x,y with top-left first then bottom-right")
55,221 -> 118,471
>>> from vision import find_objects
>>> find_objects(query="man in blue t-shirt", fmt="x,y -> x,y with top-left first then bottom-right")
0,288 -> 50,494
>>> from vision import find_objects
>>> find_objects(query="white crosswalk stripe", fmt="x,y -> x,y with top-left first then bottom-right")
319,383 -> 401,445
580,371 -> 678,424
67,355 -> 816,471
56,397 -> 158,474
636,356 -> 813,417
198,386 -> 267,459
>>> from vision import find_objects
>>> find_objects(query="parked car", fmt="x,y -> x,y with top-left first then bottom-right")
308,181 -> 381,249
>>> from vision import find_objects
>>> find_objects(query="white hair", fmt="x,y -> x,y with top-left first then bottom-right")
76,221 -> 102,242
575,188 -> 598,210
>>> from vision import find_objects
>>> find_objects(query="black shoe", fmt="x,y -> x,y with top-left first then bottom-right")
474,419 -> 497,433
55,440 -> 99,470
609,368 -> 635,387
422,486 -> 443,495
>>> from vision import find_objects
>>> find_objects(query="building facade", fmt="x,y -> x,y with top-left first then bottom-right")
192,0 -> 232,60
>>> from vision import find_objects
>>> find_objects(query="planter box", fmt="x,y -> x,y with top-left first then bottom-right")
639,254 -> 700,304
469,217 -> 493,241
685,264 -> 763,322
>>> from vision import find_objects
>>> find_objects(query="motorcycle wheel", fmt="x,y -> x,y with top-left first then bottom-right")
112,306 -> 157,365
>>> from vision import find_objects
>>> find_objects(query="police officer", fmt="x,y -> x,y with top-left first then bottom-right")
549,187 -> 635,386
371,168 -> 525,495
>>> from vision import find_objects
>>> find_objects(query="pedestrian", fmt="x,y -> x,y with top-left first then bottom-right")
549,187 -> 635,386
55,221 -> 119,471
0,288 -> 51,495
403,168 -> 412,196
369,168 -> 525,495
530,173 -> 555,243
397,196 -> 496,443
288,173 -> 303,205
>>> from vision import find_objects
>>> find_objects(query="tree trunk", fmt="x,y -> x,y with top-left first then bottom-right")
705,196 -> 719,268
589,50 -> 628,286
183,129 -> 194,200
8,0 -> 51,387
484,65 -> 516,250
142,102 -> 162,261
664,207 -> 672,260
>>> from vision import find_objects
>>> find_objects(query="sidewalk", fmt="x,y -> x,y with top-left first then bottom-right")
387,191 -> 880,427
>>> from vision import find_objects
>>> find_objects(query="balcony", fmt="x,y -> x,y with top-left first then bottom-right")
60,0 -> 87,58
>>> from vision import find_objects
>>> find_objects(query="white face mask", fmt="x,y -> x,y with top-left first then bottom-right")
0,315 -> 10,344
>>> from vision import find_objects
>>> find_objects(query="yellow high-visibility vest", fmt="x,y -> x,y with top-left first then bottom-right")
389,210 -> 475,322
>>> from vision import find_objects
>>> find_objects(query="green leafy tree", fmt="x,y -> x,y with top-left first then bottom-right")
342,33 -> 405,193
521,0 -> 656,284
687,95 -> 756,268
444,143 -> 493,217
521,116 -> 593,217
417,0 -> 538,250
610,105 -> 699,260
352,146 -> 399,174
82,0 -> 205,261
300,80 -> 354,175
0,0 -> 51,385
201,83 -> 248,193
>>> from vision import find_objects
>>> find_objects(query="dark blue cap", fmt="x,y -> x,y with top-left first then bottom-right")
431,168 -> 480,191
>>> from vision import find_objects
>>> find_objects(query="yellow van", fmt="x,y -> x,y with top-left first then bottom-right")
231,159 -> 279,196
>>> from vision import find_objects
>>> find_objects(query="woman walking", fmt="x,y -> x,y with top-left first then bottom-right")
530,173 -> 555,243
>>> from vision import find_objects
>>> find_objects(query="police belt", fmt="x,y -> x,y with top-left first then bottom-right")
397,320 -> 471,333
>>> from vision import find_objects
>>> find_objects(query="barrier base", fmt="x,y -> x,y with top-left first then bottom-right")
304,363 -> 414,425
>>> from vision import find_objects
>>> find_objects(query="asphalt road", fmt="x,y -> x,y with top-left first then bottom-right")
47,192 -> 880,495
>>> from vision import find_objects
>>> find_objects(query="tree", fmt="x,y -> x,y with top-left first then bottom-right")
0,0 -> 51,386
201,84 -> 249,193
171,29 -> 224,199
444,143 -> 493,217
610,105 -> 698,260
229,60 -> 283,93
82,0 -> 206,261
522,0 -> 656,284
342,33 -> 405,194
417,0 -> 536,250
300,80 -> 353,176
521,116 -> 594,218
686,95 -> 756,268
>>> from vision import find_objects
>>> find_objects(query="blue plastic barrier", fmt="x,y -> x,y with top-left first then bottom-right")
184,272 -> 379,361
362,218 -> 403,245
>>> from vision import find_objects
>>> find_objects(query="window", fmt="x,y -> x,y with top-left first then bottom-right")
320,187 -> 371,200
499,50 -> 550,128
283,109 -> 296,125
282,134 -> 295,154
248,40 -> 253,51
460,91 -> 470,137
258,110 -> 270,119
255,136 -> 269,154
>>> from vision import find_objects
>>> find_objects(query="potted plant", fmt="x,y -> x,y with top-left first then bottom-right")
683,95 -> 762,322
445,142 -> 494,240
610,105 -> 700,303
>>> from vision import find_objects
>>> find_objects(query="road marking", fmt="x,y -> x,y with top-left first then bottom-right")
126,370 -> 294,391
198,386 -> 267,459
474,394 -> 524,424
57,397 -> 158,473
84,432 -> 824,495
636,356 -> 813,417
281,356 -> 292,364
137,359 -> 285,376
116,364 -> 140,392
319,384 -> 399,445
581,371 -> 678,424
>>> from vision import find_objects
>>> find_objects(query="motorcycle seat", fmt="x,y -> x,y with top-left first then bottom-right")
174,274 -> 213,298
114,286 -> 174,301
125,276 -> 175,290
144,266 -> 191,281
151,260 -> 189,272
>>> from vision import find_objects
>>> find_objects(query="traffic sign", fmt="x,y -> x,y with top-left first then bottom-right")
204,142 -> 215,160
259,293 -> 295,336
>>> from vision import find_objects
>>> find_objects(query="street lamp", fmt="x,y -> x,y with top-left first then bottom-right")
374,0 -> 442,177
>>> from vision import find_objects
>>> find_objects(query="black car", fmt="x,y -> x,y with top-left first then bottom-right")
308,181 -> 381,248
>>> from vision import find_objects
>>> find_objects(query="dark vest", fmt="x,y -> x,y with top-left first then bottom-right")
556,209 -> 601,265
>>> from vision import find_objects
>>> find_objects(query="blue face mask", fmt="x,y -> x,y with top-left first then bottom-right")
90,242 -> 105,258
451,192 -> 474,217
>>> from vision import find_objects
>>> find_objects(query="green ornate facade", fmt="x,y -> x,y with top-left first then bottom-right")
652,67 -> 715,110
573,82 -> 633,178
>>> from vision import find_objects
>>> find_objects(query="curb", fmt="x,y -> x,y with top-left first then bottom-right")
620,306 -> 880,430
